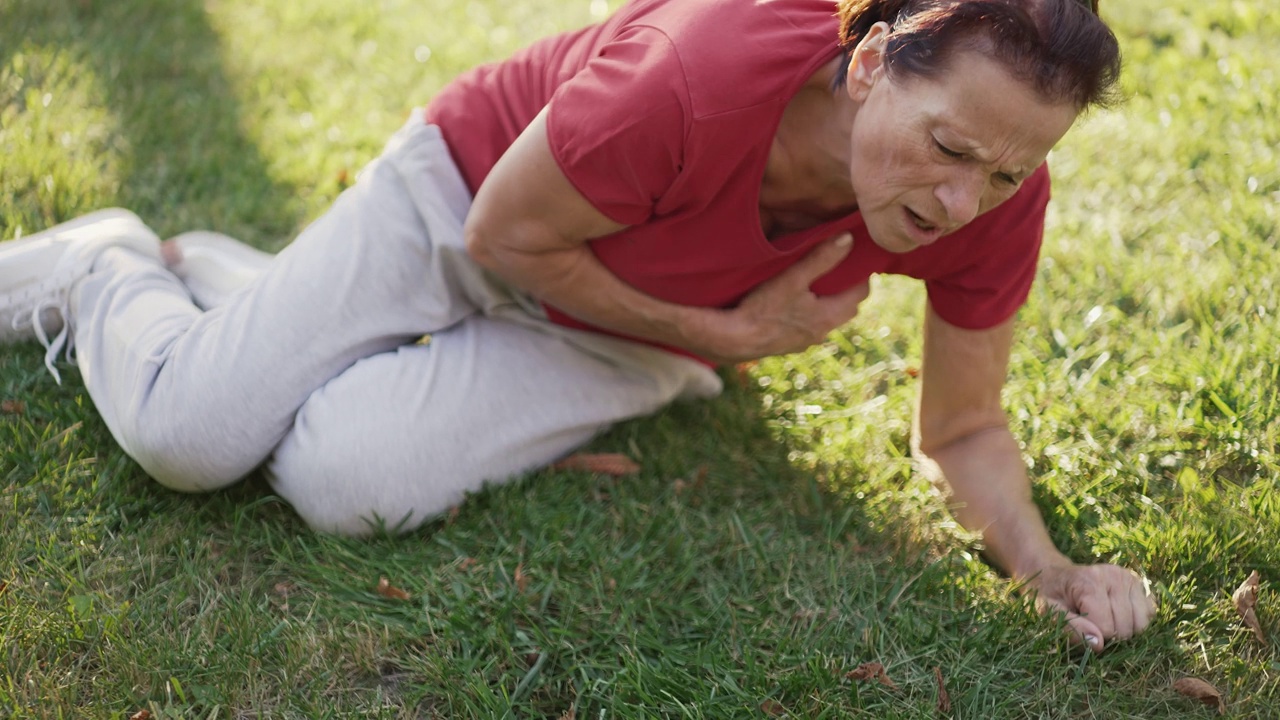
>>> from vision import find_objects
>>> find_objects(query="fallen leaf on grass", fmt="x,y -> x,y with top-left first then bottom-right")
457,557 -> 478,571
272,581 -> 296,610
673,464 -> 709,494
550,453 -> 640,476
934,666 -> 951,714
514,563 -> 530,594
846,662 -> 899,690
129,711 -> 153,720
1233,570 -> 1265,644
760,699 -> 787,716
1172,677 -> 1225,714
1,400 -> 24,415
375,577 -> 411,601
558,709 -> 576,720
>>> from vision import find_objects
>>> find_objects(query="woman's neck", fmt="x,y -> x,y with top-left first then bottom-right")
761,57 -> 859,216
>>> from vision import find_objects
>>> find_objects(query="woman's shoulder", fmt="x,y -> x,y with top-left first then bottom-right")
613,0 -> 842,118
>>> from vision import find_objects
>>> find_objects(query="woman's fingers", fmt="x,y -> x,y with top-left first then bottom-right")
1039,591 -> 1106,652
1037,564 -> 1158,651
776,233 -> 853,288
1065,612 -> 1106,653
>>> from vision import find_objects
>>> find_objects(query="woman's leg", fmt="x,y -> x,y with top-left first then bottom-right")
267,315 -> 721,536
71,121 -> 494,491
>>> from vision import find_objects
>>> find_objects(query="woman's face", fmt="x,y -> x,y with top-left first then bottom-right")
845,46 -> 1079,254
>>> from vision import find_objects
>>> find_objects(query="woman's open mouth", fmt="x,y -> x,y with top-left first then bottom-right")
904,207 -> 944,245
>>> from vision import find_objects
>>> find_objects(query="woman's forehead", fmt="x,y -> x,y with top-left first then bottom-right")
894,53 -> 1077,129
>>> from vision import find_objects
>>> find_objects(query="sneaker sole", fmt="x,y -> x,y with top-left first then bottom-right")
1,208 -> 161,280
1,208 -> 162,352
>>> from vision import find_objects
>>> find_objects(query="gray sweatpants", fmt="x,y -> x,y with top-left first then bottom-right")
70,114 -> 722,536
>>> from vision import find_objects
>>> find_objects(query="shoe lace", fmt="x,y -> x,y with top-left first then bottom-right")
11,295 -> 75,385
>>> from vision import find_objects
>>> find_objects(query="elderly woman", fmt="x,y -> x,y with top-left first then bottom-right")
0,0 -> 1154,649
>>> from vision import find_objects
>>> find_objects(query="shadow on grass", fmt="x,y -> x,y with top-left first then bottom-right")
1,0 -> 304,240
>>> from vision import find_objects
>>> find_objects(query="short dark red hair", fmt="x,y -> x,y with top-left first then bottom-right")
836,0 -> 1122,110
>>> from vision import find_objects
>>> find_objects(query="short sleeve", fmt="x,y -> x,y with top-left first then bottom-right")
924,164 -> 1051,329
546,26 -> 691,226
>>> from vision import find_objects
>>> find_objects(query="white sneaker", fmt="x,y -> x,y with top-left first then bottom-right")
162,231 -> 274,310
0,208 -> 161,383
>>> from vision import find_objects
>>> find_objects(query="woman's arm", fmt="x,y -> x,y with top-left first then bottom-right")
913,304 -> 1156,651
464,108 -> 869,364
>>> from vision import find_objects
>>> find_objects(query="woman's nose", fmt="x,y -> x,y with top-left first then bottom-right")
935,169 -> 986,227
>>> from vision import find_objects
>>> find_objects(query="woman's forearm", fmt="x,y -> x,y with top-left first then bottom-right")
917,426 -> 1070,580
467,233 -> 743,360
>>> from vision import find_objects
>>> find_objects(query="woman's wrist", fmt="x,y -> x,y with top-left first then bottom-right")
1003,540 -> 1074,584
671,305 -> 754,363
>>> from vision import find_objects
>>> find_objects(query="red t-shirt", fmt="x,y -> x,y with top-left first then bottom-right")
425,0 -> 1048,359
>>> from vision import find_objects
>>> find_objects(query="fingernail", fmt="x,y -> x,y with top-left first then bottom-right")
835,234 -> 852,247
1084,634 -> 1100,649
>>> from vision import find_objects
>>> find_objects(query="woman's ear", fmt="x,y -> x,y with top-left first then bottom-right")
846,21 -> 890,102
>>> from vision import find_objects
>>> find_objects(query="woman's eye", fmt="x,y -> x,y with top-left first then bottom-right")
934,139 -> 963,158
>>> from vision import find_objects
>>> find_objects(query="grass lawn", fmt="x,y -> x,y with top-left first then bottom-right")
2,0 -> 1277,717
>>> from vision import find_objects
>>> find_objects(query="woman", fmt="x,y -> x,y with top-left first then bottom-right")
0,0 -> 1155,649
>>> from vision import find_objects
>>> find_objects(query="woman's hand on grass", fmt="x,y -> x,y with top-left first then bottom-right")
1026,562 -> 1157,652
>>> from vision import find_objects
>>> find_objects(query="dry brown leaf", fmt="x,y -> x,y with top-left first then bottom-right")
129,711 -> 153,720
272,582 -> 294,611
846,661 -> 881,681
846,661 -> 899,690
375,577 -> 411,601
514,563 -> 530,594
558,709 -> 576,720
1,399 -> 25,415
734,362 -> 758,386
934,666 -> 951,714
760,699 -> 787,716
458,557 -> 478,571
1172,677 -> 1225,714
551,453 -> 640,476
692,464 -> 708,489
1232,570 -> 1265,644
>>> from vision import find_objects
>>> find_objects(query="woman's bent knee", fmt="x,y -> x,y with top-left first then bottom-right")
114,415 -> 250,493
266,435 -> 460,537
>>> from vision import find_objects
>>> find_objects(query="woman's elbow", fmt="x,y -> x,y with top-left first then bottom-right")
463,222 -> 499,270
